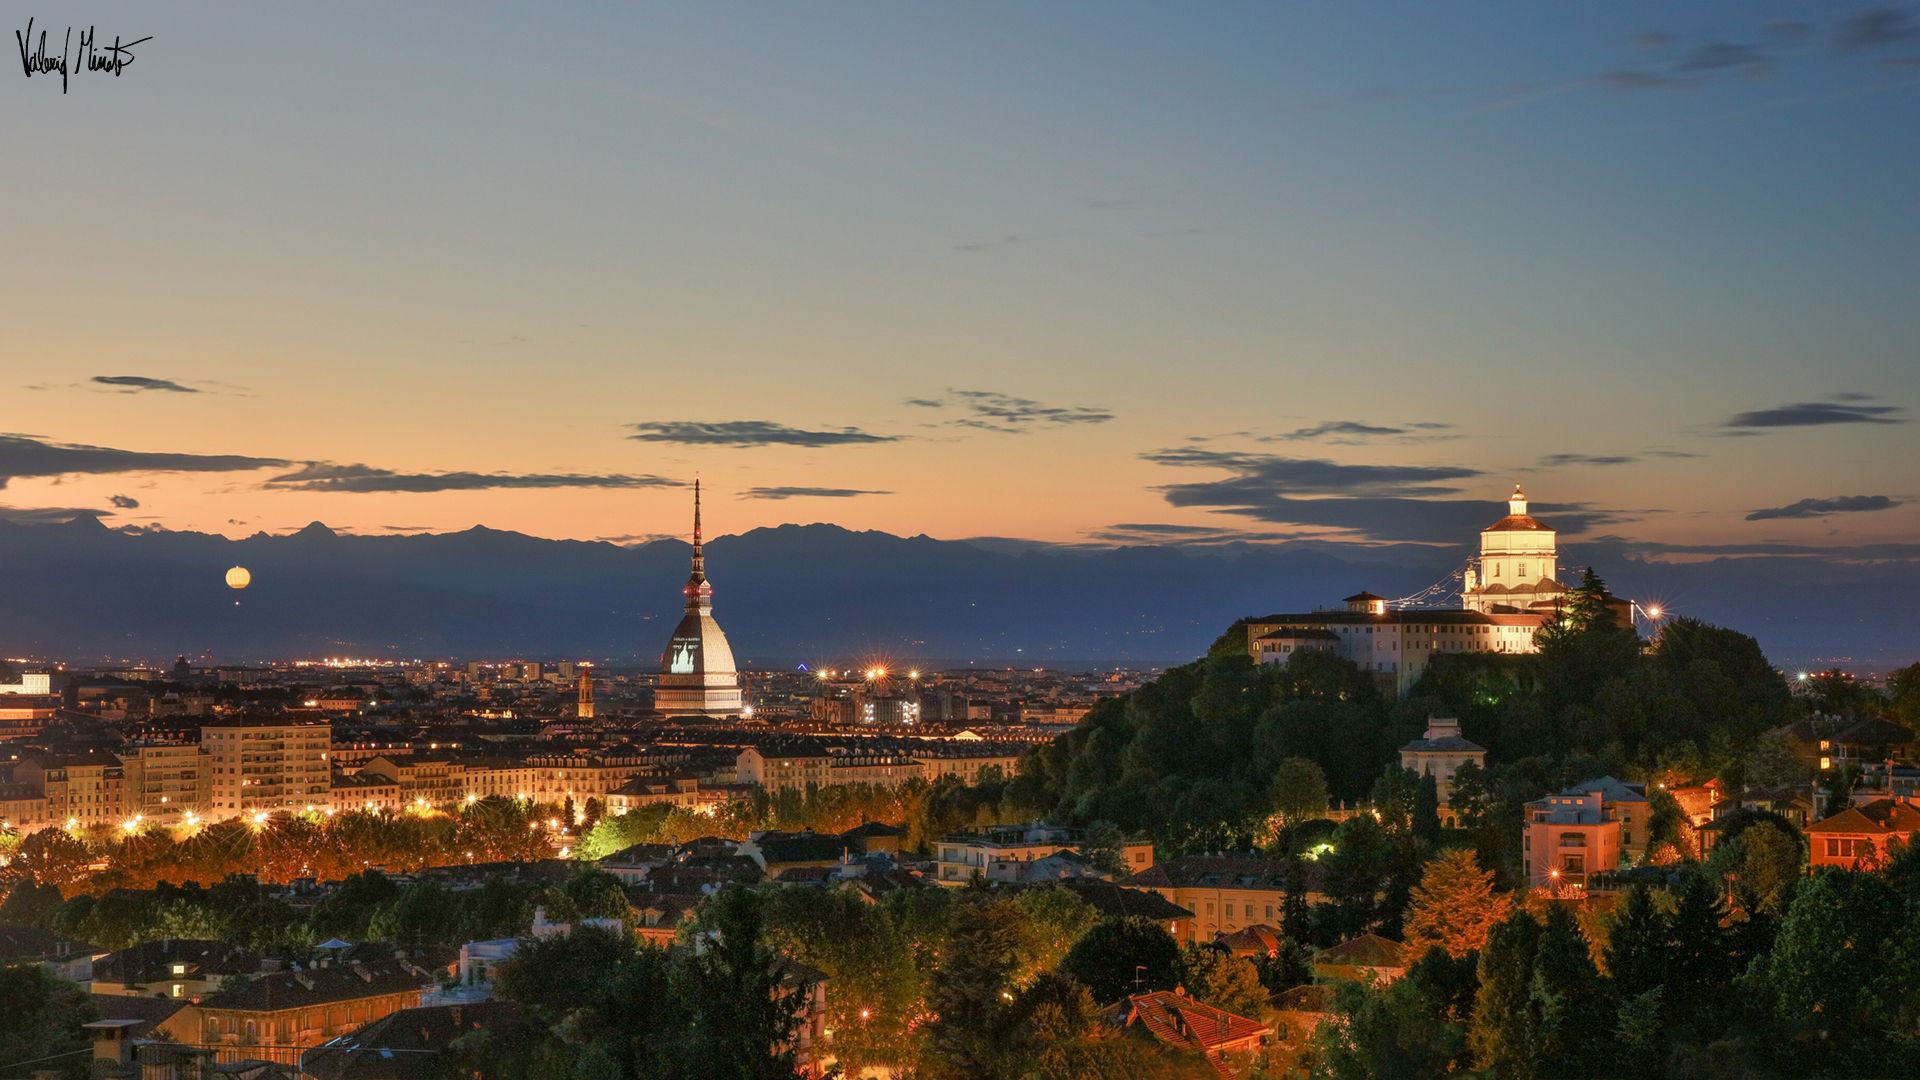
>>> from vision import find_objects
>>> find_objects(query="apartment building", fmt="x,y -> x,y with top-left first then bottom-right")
201,718 -> 332,819
117,743 -> 208,827
1130,855 -> 1324,945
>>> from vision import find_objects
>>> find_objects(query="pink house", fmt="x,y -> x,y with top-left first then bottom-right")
1523,788 -> 1623,890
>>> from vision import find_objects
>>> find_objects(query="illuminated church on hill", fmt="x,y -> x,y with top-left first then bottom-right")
652,480 -> 745,718
1243,484 -> 1586,697
1461,485 -> 1568,616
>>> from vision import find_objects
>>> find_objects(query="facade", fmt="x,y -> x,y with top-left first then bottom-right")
934,822 -> 1153,885
736,746 -> 925,794
1131,855 -> 1323,945
1522,777 -> 1648,888
1461,485 -> 1569,616
653,480 -> 746,718
201,718 -> 333,819
117,743 -> 208,828
1807,798 -> 1920,869
157,959 -> 439,1063
16,754 -> 125,829
1399,717 -> 1485,809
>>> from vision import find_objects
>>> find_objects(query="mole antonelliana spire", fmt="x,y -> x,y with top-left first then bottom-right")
653,478 -> 744,717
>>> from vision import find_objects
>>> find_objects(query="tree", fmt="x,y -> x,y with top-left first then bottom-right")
309,869 -> 399,940
495,922 -> 635,1014
1176,945 -> 1268,1017
676,886 -> 813,1080
1601,885 -> 1667,989
13,830 -> 91,894
1528,903 -> 1608,1078
1058,916 -> 1182,1005
1007,885 -> 1099,988
926,899 -> 1024,1080
0,965 -> 96,1080
561,868 -> 631,922
1471,911 -> 1542,1080
1402,850 -> 1513,959
1076,821 -> 1131,879
1307,975 -> 1465,1080
1750,868 -> 1917,1069
1271,758 -> 1331,830
1706,819 -> 1802,917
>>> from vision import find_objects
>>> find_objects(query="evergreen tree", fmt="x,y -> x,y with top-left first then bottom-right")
1665,872 -> 1733,1033
1403,849 -> 1513,959
1530,904 -> 1607,1079
678,886 -> 812,1080
925,900 -> 1023,1080
1602,884 -> 1669,990
1471,911 -> 1541,1080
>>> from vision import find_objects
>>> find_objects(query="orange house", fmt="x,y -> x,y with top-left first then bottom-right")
1806,798 -> 1920,870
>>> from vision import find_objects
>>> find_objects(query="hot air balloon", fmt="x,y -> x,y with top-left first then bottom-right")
225,566 -> 252,590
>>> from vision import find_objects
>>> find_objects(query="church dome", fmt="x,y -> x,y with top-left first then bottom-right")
654,479 -> 744,717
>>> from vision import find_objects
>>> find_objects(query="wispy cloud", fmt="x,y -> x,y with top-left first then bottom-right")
1539,453 -> 1637,467
1745,494 -> 1902,521
0,434 -> 287,488
0,504 -> 114,524
740,486 -> 891,500
910,390 -> 1113,433
1140,448 -> 1627,541
92,375 -> 200,394
629,421 -> 899,447
1839,7 -> 1920,50
1721,397 -> 1907,430
263,463 -> 682,493
1142,449 -> 1480,497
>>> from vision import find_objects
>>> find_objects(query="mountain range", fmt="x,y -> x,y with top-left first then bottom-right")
0,517 -> 1909,673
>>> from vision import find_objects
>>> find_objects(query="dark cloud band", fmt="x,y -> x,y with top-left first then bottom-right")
0,434 -> 287,488
1745,495 -> 1900,521
264,463 -> 681,493
629,421 -> 898,447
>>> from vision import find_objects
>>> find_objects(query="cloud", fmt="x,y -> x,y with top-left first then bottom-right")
1140,448 -> 1627,541
1142,448 -> 1480,497
108,494 -> 140,509
1631,31 -> 1675,53
0,434 -> 288,488
1086,522 -> 1294,546
1721,399 -> 1907,429
597,532 -> 677,545
740,486 -> 892,500
263,463 -> 681,493
629,421 -> 899,447
1839,7 -> 1920,50
0,505 -> 114,524
1540,453 -> 1638,467
1745,495 -> 1902,521
1266,420 -> 1406,441
911,390 -> 1114,433
92,375 -> 200,394
1677,41 -> 1776,76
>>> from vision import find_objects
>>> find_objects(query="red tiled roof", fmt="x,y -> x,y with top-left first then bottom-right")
1808,798 -> 1920,834
1119,990 -> 1267,1076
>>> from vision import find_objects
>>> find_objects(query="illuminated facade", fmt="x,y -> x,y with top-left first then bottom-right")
653,480 -> 745,718
1462,485 -> 1568,615
201,718 -> 332,819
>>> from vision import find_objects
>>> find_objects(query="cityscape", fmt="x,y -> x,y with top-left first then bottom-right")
6,4 -> 1920,1080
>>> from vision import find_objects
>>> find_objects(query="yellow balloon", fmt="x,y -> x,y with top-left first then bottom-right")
225,566 -> 252,590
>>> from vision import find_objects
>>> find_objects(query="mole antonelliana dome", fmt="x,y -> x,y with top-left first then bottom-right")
652,480 -> 744,717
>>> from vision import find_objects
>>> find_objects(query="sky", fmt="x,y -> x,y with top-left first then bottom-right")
3,2 -> 1917,562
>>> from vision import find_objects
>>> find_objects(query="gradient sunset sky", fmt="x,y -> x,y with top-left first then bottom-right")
5,2 -> 1917,557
